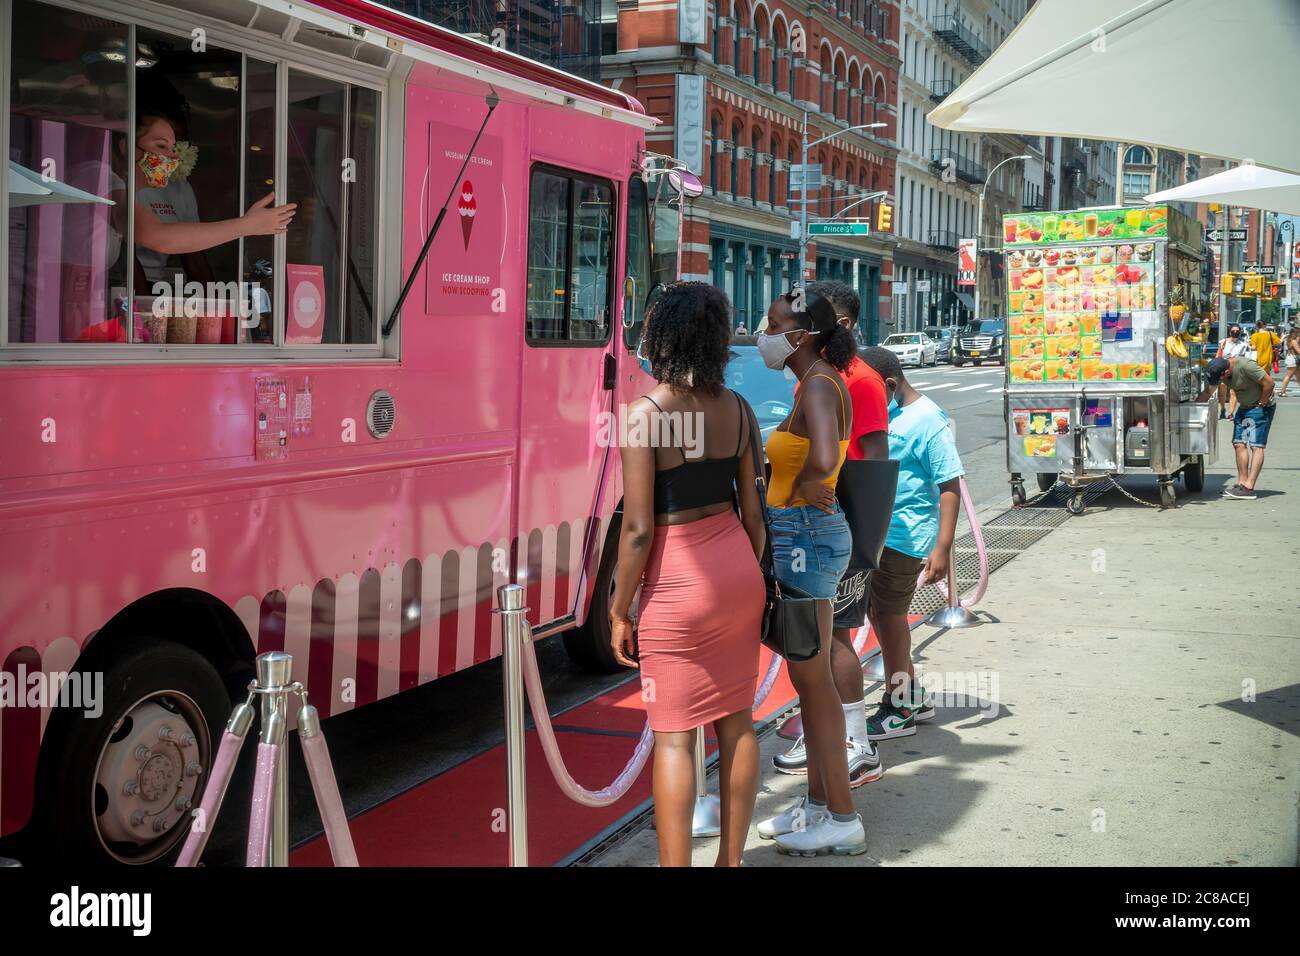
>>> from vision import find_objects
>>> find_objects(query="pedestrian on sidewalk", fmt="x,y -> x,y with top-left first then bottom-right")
1279,326 -> 1300,397
752,288 -> 868,857
859,347 -> 964,740
771,279 -> 888,789
1250,321 -> 1280,378
1217,324 -> 1250,418
1198,355 -> 1276,500
609,282 -> 767,867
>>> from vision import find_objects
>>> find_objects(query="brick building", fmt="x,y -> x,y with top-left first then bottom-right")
605,1 -> 902,339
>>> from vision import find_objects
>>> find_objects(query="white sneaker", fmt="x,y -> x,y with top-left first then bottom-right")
756,795 -> 827,840
773,812 -> 868,857
847,736 -> 884,787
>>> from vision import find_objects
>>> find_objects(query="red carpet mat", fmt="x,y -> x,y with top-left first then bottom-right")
291,627 -> 885,867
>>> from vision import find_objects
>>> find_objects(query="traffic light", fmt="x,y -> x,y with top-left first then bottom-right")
876,201 -> 893,233
1267,281 -> 1285,299
1222,272 -> 1266,296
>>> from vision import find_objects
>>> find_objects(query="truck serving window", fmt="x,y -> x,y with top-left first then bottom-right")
2,0 -> 383,356
525,166 -> 613,346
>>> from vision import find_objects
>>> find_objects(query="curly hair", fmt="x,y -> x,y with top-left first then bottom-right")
779,289 -> 856,373
640,281 -> 732,394
808,279 -> 860,322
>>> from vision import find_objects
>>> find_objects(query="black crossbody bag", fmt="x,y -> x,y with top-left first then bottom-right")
741,402 -> 822,663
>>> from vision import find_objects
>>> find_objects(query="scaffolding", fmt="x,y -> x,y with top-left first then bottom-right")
379,0 -> 603,82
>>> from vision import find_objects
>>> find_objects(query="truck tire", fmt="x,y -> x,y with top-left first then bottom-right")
1182,455 -> 1206,493
1036,472 -> 1058,492
34,638 -> 231,865
561,535 -> 628,675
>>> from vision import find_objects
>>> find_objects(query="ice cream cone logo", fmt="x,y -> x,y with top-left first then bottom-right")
458,180 -> 476,249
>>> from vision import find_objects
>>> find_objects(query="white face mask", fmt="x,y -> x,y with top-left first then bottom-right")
757,328 -> 803,370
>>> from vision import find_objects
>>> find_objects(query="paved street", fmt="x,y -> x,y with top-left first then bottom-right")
902,362 -> 1013,513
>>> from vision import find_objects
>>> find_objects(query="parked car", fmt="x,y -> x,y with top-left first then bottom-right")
951,319 -> 1007,366
880,331 -> 937,368
924,325 -> 955,363
726,337 -> 795,442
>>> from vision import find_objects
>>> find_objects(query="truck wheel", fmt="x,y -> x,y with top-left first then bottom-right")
1182,456 -> 1206,493
35,639 -> 230,865
1011,483 -> 1027,506
974,361 -> 983,367
1036,472 -> 1058,493
1066,493 -> 1087,516
561,544 -> 628,674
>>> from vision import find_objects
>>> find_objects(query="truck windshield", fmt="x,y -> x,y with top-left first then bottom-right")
965,320 -> 1006,335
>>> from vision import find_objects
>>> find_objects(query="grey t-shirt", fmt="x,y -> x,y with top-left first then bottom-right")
1226,358 -> 1267,408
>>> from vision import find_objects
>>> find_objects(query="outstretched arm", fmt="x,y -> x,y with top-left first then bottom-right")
135,192 -> 296,256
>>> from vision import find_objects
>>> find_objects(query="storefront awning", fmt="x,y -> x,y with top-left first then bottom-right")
928,0 -> 1300,175
955,292 -> 976,310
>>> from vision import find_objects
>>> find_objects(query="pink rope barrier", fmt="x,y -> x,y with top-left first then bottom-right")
245,741 -> 280,867
175,727 -> 245,868
300,730 -> 359,867
933,476 -> 989,609
521,633 -> 652,807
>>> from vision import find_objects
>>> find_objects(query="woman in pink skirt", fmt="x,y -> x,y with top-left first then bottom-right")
609,282 -> 766,867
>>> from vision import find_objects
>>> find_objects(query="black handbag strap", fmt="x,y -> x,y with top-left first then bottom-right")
739,398 -> 779,586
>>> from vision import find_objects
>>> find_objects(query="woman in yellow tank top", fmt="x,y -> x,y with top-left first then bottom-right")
753,289 -> 868,856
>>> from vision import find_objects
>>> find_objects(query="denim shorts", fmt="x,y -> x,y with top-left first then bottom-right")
768,503 -> 852,600
1232,402 -> 1276,448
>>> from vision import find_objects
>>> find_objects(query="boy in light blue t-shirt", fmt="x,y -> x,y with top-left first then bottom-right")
860,347 -> 965,740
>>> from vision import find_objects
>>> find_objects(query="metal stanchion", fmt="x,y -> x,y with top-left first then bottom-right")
496,584 -> 529,867
690,725 -> 720,838
255,651 -> 293,866
925,545 -> 980,628
863,652 -> 887,683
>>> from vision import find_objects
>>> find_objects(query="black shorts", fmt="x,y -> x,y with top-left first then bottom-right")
832,569 -> 872,630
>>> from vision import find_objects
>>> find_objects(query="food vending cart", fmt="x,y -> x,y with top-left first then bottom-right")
1001,204 -> 1217,513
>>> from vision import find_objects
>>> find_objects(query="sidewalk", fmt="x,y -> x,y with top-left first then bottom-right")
592,399 -> 1300,866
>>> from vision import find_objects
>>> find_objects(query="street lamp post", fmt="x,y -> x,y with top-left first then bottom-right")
974,153 -> 1031,322
828,189 -> 890,221
797,114 -> 886,289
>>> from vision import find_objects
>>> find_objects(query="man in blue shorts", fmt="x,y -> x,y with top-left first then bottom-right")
1199,356 -> 1276,499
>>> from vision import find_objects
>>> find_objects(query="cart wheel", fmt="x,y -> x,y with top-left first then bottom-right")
1159,482 -> 1177,509
1035,472 -> 1057,493
1066,493 -> 1086,516
1011,483 -> 1027,507
1182,455 -> 1205,493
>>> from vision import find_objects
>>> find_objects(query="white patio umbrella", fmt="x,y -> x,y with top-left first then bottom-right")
1146,164 -> 1300,217
7,159 -> 115,208
928,0 -> 1300,175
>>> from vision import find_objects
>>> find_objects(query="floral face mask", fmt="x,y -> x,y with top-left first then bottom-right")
137,150 -> 180,189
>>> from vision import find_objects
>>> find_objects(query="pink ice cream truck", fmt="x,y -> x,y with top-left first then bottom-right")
0,0 -> 694,863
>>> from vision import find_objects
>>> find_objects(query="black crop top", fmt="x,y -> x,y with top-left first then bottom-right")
645,390 -> 745,514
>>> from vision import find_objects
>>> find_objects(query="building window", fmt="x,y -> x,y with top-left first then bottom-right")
1123,171 -> 1152,197
769,137 -> 778,206
731,123 -> 743,200
1125,145 -> 1153,165
710,118 -> 721,193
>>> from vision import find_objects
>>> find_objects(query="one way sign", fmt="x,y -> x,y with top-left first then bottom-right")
1205,228 -> 1247,242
